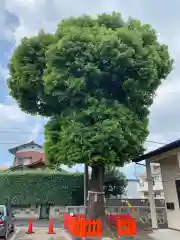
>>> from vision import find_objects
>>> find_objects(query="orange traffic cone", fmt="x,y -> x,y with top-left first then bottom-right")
48,219 -> 55,234
26,219 -> 34,234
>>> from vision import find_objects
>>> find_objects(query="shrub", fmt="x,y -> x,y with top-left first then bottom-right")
0,170 -> 84,205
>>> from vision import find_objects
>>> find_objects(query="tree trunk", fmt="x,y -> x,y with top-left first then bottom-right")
86,164 -> 114,237
86,165 -> 114,237
87,164 -> 105,220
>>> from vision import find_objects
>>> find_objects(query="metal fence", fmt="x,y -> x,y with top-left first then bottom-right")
66,205 -> 168,228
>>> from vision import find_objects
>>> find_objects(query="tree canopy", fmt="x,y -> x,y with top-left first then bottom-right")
8,12 -> 172,172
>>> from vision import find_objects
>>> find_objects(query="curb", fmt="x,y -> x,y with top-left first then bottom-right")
61,229 -> 72,240
9,228 -> 20,240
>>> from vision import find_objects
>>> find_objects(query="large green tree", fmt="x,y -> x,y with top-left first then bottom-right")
8,12 -> 172,229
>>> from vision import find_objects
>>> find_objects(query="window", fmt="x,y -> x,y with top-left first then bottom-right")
16,157 -> 23,166
152,177 -> 155,185
154,176 -> 160,181
144,192 -> 148,198
139,180 -> 144,187
175,180 -> 180,207
0,206 -> 5,216
166,202 -> 175,210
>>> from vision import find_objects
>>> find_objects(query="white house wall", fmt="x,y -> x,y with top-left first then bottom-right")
160,154 -> 180,230
138,179 -> 163,192
16,145 -> 43,153
122,180 -> 144,199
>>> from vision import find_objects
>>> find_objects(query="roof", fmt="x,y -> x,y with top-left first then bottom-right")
132,139 -> 180,163
9,141 -> 42,154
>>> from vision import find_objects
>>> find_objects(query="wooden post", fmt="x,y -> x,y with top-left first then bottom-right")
84,164 -> 89,206
146,160 -> 158,229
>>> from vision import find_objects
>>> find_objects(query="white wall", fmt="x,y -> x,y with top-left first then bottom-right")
122,180 -> 144,199
138,179 -> 163,192
160,154 -> 180,230
138,165 -> 164,199
16,145 -> 43,153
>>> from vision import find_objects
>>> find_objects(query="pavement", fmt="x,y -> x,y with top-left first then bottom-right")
10,227 -> 71,240
9,219 -> 70,240
148,229 -> 180,240
13,219 -> 63,228
9,219 -> 156,240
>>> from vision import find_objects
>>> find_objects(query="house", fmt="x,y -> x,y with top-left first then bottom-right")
138,163 -> 164,199
109,179 -> 144,199
132,139 -> 180,231
8,141 -> 46,170
122,179 -> 144,199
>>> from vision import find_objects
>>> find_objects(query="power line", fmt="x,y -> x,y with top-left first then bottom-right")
0,142 -> 26,145
145,140 -> 167,145
0,130 -> 167,145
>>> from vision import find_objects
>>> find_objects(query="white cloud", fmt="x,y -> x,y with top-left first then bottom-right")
28,123 -> 41,142
0,65 -> 8,81
1,0 -> 180,176
0,103 -> 26,123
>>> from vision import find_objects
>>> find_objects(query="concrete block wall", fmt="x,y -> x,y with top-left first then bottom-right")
12,205 -> 40,219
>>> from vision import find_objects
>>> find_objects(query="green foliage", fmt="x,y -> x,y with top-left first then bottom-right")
8,31 -> 56,116
8,13 -> 173,168
0,171 -> 83,205
104,167 -> 127,198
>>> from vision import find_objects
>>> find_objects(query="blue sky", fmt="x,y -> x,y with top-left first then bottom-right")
1,0 -> 180,178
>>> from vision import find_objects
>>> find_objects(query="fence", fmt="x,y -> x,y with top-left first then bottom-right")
11,204 -> 168,228
64,213 -> 102,238
64,212 -> 136,238
106,198 -> 165,207
66,205 -> 168,228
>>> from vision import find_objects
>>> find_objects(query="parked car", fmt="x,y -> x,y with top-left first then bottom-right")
0,205 -> 15,239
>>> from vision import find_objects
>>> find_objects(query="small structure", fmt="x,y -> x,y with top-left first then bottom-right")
138,163 -> 164,199
132,139 -> 180,231
122,179 -> 144,199
8,141 -> 46,170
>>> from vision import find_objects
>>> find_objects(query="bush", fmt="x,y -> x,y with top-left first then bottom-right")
0,171 -> 84,205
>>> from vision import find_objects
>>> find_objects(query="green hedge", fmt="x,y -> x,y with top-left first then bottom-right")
0,170 -> 84,205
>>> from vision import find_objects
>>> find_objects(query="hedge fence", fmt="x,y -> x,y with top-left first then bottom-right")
0,170 -> 84,206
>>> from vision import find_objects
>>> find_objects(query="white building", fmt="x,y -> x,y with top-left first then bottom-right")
138,163 -> 164,199
122,179 -> 144,199
132,139 -> 180,230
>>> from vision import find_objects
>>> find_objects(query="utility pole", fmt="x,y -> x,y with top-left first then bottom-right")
84,163 -> 89,206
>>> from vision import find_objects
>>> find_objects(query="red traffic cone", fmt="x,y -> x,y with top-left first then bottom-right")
48,219 -> 55,234
26,219 -> 34,234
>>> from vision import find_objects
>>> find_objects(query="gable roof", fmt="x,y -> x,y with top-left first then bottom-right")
9,141 -> 43,154
132,139 -> 180,163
